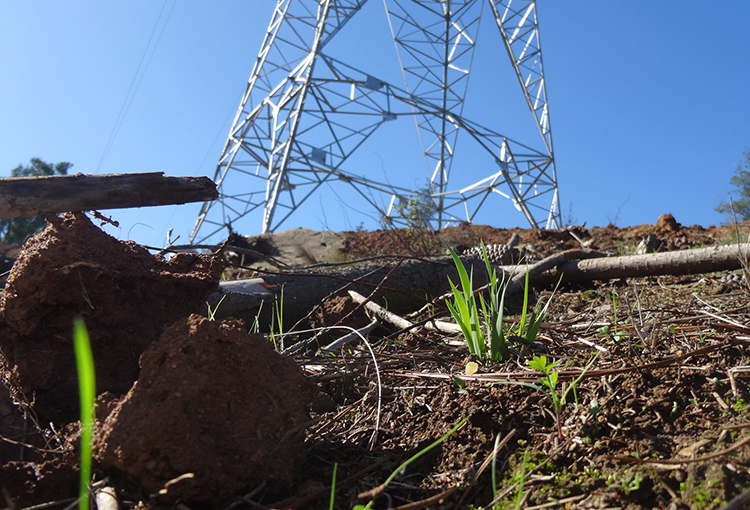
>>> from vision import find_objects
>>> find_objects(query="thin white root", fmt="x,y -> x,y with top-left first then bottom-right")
322,318 -> 379,351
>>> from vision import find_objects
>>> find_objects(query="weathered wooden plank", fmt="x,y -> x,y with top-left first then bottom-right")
0,172 -> 217,218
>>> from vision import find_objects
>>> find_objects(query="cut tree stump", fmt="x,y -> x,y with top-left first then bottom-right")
0,172 -> 217,218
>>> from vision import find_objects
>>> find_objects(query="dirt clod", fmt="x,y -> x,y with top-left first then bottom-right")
657,212 -> 681,232
0,459 -> 78,507
94,314 -> 317,504
0,213 -> 225,424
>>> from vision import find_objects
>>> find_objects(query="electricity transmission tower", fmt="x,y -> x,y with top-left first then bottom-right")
190,0 -> 561,243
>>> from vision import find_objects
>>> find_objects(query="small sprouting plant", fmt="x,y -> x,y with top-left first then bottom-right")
329,462 -> 338,510
511,269 -> 560,342
607,471 -> 643,495
250,299 -> 264,334
512,447 -> 530,509
73,317 -> 96,510
445,241 -> 509,362
596,293 -> 631,343
498,353 -> 599,440
269,286 -> 285,351
206,294 -> 227,321
353,418 -> 468,510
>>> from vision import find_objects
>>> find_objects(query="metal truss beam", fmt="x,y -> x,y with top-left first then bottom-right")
191,0 -> 561,244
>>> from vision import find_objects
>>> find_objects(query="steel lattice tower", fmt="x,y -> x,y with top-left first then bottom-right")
190,0 -> 561,243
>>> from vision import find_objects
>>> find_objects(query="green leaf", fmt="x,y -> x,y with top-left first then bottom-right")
528,355 -> 548,373
452,375 -> 467,389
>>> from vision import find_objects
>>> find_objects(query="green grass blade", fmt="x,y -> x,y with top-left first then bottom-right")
517,267 -> 530,336
495,276 -> 509,360
382,417 -> 468,489
526,274 -> 563,341
356,417 -> 468,510
329,462 -> 338,510
73,318 -> 96,510
446,243 -> 472,295
470,298 -> 485,358
562,352 -> 600,402
448,279 -> 471,321
446,300 -> 477,355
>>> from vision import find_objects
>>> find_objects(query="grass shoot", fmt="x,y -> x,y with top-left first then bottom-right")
329,462 -> 337,510
269,286 -> 284,350
206,294 -> 227,321
73,317 -> 96,510
445,241 -> 509,362
354,417 -> 468,510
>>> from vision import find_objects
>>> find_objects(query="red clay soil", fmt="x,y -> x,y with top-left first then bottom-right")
0,213 -> 225,424
342,214 -> 732,260
94,314 -> 317,504
3,212 -> 750,509
0,215 -> 319,507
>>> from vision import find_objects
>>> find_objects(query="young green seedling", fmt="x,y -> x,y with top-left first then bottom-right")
73,318 -> 96,510
444,240 -> 509,362
479,242 -> 510,361
206,294 -> 226,321
497,353 -> 599,440
513,269 -> 562,344
329,462 -> 337,510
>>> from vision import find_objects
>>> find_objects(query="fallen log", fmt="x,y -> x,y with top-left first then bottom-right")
0,172 -> 217,218
208,256 -> 498,329
533,243 -> 750,285
208,243 -> 750,331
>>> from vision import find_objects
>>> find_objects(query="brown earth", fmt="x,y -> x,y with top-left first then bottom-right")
95,314 -> 317,505
2,213 -> 750,509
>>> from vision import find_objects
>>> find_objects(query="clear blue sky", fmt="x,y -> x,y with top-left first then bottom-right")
2,2 -> 749,248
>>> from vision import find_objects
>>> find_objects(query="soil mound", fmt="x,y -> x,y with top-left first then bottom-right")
0,213 -> 225,424
95,314 -> 317,503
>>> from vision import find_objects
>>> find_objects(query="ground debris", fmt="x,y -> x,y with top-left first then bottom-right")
3,218 -> 750,508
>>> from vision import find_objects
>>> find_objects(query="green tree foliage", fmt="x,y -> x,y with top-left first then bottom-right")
716,149 -> 750,221
0,158 -> 73,244
393,185 -> 436,232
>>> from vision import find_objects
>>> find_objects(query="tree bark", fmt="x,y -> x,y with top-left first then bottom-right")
532,243 -> 750,285
210,256 -> 496,329
0,172 -> 217,218
209,243 -> 750,330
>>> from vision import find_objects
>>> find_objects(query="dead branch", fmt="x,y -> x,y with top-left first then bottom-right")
533,243 -> 750,285
208,244 -> 750,330
505,248 -> 606,296
348,290 -> 415,330
0,172 -> 217,218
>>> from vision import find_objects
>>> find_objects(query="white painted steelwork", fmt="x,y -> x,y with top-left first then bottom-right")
190,0 -> 560,242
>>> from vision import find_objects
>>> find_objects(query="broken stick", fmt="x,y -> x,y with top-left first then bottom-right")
0,172 -> 217,218
534,243 -> 750,285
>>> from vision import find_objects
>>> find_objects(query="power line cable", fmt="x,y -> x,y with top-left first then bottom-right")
96,0 -> 177,172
